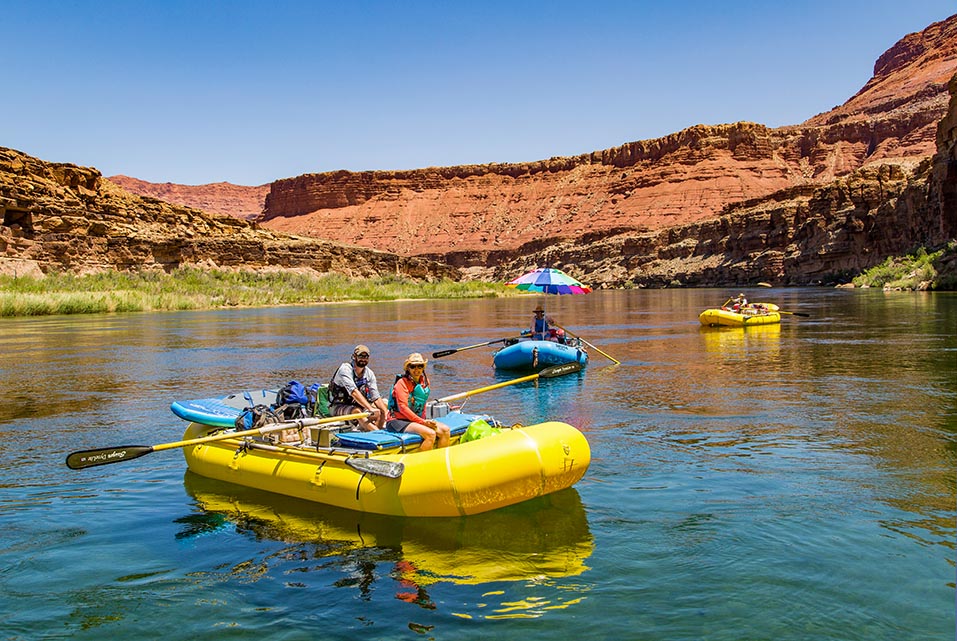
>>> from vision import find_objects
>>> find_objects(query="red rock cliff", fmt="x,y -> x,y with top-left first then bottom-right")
108,175 -> 269,220
474,73 -> 957,289
0,148 -> 457,280
257,15 -> 957,260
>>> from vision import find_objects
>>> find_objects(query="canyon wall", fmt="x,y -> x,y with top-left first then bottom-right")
258,120 -> 939,258
254,16 -> 957,265
7,15 -> 955,288
108,175 -> 269,220
469,74 -> 957,289
0,148 -> 457,280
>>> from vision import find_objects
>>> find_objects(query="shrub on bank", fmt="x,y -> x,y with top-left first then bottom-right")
852,242 -> 956,290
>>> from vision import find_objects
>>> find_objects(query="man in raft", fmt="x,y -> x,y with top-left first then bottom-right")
328,345 -> 389,431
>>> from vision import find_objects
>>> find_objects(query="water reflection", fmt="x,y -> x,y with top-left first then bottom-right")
699,322 -> 781,354
180,472 -> 594,618
2,289 -> 954,639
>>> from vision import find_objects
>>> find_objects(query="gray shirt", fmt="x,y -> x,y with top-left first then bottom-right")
331,362 -> 382,403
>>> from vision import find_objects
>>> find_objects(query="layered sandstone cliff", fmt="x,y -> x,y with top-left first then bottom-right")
807,14 -> 957,130
108,175 -> 269,220
7,15 -> 956,289
0,148 -> 457,280
472,74 -> 957,289
253,15 -> 957,262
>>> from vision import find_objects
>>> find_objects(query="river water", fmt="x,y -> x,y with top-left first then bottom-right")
1,288 -> 954,640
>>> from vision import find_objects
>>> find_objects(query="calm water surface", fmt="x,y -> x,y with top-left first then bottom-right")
1,288 -> 954,640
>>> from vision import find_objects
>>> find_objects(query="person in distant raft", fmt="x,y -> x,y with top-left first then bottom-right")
386,353 -> 450,451
328,345 -> 388,431
529,303 -> 566,343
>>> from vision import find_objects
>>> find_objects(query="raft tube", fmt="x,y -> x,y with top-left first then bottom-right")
181,419 -> 591,517
493,339 -> 588,370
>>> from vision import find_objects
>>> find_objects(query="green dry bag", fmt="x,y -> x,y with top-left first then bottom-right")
461,419 -> 500,443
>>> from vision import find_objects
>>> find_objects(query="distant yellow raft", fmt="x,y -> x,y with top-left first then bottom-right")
699,302 -> 781,327
182,420 -> 590,517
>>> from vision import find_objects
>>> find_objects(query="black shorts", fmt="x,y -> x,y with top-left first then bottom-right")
386,419 -> 413,433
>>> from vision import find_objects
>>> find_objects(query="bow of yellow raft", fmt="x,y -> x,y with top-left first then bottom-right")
182,419 -> 590,518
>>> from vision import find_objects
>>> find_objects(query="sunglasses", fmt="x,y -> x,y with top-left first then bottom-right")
355,353 -> 370,358
409,364 -> 425,369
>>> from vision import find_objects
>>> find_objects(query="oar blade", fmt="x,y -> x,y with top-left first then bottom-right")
539,362 -> 583,378
432,349 -> 457,358
66,445 -> 154,470
346,457 -> 404,478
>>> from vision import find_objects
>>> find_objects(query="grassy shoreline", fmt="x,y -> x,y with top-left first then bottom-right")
6,241 -> 954,317
0,268 -> 518,317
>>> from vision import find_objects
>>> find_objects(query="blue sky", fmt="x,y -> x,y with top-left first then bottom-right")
4,1 -> 954,186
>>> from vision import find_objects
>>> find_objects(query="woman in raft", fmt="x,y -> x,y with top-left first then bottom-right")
385,353 -> 450,451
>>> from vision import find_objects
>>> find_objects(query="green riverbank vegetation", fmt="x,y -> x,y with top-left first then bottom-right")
0,268 -> 517,317
851,242 -> 957,290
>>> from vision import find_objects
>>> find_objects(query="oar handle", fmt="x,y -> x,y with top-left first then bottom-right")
437,363 -> 581,402
439,373 -> 540,402
66,411 -> 372,470
555,326 -> 621,365
150,412 -> 370,452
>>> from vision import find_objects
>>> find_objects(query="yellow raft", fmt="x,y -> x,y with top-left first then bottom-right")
699,302 -> 781,327
181,417 -> 591,518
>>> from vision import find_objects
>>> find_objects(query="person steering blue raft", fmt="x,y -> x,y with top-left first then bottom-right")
527,303 -> 566,343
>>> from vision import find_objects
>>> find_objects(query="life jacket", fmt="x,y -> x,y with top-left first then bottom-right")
388,373 -> 430,416
532,317 -> 550,340
328,364 -> 372,406
411,381 -> 430,415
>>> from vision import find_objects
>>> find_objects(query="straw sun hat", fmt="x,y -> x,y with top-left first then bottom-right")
403,352 -> 428,370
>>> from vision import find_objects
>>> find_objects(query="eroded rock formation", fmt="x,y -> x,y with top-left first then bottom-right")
6,15 -> 956,289
251,15 -> 957,264
0,148 -> 457,280
108,175 -> 269,221
475,74 -> 957,288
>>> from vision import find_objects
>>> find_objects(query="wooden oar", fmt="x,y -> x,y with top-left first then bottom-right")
432,337 -> 519,358
555,325 -> 621,365
438,362 -> 582,403
65,411 -> 372,470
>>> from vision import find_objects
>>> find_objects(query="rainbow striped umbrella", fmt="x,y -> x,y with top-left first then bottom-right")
505,267 -> 592,295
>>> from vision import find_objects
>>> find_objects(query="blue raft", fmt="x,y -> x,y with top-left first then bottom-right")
492,339 -> 588,371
